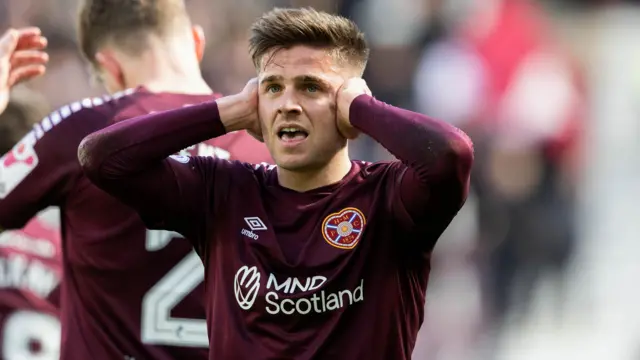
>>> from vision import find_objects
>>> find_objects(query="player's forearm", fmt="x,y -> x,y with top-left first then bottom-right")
78,100 -> 226,180
349,95 -> 474,188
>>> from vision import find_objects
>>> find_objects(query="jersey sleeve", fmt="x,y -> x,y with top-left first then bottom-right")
387,162 -> 470,252
78,100 -> 232,256
350,95 -> 474,252
0,108 -> 99,230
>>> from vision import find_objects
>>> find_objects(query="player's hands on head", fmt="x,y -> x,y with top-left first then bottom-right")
217,78 -> 263,142
0,27 -> 48,114
336,77 -> 371,140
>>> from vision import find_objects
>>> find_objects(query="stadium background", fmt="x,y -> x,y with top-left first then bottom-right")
2,0 -> 639,359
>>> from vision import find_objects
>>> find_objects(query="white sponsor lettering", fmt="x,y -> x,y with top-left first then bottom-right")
240,228 -> 259,240
266,273 -> 326,294
233,266 -> 364,315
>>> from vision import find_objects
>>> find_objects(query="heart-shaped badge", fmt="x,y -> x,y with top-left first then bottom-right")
321,207 -> 366,250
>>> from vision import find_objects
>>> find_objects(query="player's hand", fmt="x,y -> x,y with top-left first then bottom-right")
336,77 -> 371,140
0,27 -> 48,114
217,78 -> 263,141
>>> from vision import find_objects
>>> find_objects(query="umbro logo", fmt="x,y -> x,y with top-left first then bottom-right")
245,217 -> 267,231
241,217 -> 267,240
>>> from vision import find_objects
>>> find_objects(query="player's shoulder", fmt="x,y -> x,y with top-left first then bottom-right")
220,157 -> 276,179
30,88 -> 137,143
169,155 -> 274,189
169,154 -> 272,173
356,160 -> 405,179
214,158 -> 276,180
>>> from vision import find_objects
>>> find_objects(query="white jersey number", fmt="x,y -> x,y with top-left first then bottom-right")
141,230 -> 208,347
2,310 -> 60,360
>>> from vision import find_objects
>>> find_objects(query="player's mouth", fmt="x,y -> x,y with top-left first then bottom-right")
277,126 -> 309,146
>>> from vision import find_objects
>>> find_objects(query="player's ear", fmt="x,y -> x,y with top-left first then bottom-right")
191,25 -> 205,63
95,51 -> 125,91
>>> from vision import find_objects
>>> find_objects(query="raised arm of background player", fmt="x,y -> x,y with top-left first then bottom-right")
0,28 -> 48,117
0,27 -> 50,232
79,78 -> 473,254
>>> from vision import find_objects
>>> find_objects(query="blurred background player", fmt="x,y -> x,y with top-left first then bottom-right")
0,91 -> 62,360
0,28 -> 62,360
0,1 -> 271,359
411,1 -> 583,358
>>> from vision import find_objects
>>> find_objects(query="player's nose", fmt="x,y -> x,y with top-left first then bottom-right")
277,96 -> 302,116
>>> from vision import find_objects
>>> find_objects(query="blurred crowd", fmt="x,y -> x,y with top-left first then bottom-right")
2,0 -> 640,359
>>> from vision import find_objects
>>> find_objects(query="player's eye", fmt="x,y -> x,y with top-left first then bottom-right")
266,84 -> 282,93
305,84 -> 320,93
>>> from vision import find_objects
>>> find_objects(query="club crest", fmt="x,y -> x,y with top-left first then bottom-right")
321,207 -> 366,250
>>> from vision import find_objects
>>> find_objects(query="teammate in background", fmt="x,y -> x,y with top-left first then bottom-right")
80,8 -> 474,360
0,1 -> 270,359
0,28 -> 62,360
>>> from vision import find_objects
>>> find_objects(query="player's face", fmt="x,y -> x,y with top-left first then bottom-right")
258,46 -> 351,172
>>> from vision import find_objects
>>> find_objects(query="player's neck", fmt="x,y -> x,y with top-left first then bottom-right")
276,151 -> 352,192
122,50 -> 212,95
138,75 -> 212,95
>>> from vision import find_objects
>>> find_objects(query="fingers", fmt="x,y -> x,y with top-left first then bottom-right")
8,48 -> 49,86
0,29 -> 19,56
338,78 -> 370,94
16,32 -> 47,51
15,27 -> 47,55
0,27 -> 48,86
14,27 -> 41,38
1,27 -> 45,51
10,49 -> 49,68
244,77 -> 260,109
1,27 -> 46,57
8,64 -> 46,86
244,77 -> 259,92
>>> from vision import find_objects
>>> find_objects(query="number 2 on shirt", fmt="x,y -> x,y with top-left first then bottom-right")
141,230 -> 208,347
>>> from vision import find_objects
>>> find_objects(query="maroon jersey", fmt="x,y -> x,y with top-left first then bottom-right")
80,95 -> 474,359
0,87 -> 272,360
0,214 -> 61,360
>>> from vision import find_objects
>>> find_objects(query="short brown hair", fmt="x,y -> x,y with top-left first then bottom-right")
249,8 -> 369,73
0,89 -> 49,154
77,0 -> 190,64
